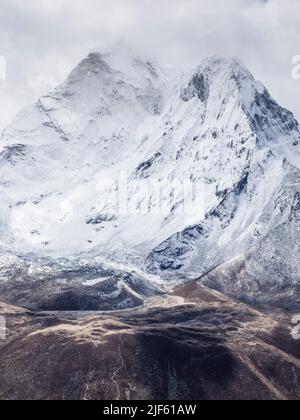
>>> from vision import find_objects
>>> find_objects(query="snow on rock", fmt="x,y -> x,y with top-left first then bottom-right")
0,49 -> 300,307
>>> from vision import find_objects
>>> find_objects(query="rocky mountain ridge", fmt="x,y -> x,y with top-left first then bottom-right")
0,48 -> 299,309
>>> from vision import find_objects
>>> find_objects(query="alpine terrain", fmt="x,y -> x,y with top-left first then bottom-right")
0,47 -> 299,311
0,47 -> 300,401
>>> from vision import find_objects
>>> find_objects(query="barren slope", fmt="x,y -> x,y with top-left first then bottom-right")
0,283 -> 299,400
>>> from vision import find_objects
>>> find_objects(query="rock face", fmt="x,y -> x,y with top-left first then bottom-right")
0,48 -> 300,309
1,48 -> 300,402
0,255 -> 163,311
0,283 -> 299,401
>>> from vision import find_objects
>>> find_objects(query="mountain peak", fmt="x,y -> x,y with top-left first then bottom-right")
180,55 -> 300,145
181,55 -> 260,105
199,55 -> 253,76
194,55 -> 256,90
71,52 -> 111,76
69,45 -> 160,81
1,48 -> 300,300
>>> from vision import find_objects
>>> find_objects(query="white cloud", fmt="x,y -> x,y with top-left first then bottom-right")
0,0 -> 299,132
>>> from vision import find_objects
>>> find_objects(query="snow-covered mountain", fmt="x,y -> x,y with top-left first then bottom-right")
0,48 -> 300,308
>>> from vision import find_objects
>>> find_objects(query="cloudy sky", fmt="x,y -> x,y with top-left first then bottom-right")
0,0 -> 299,132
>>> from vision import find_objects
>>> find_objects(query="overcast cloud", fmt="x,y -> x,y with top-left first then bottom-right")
0,0 -> 299,132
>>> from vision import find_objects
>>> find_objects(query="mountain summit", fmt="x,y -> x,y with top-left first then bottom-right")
0,50 -> 300,309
